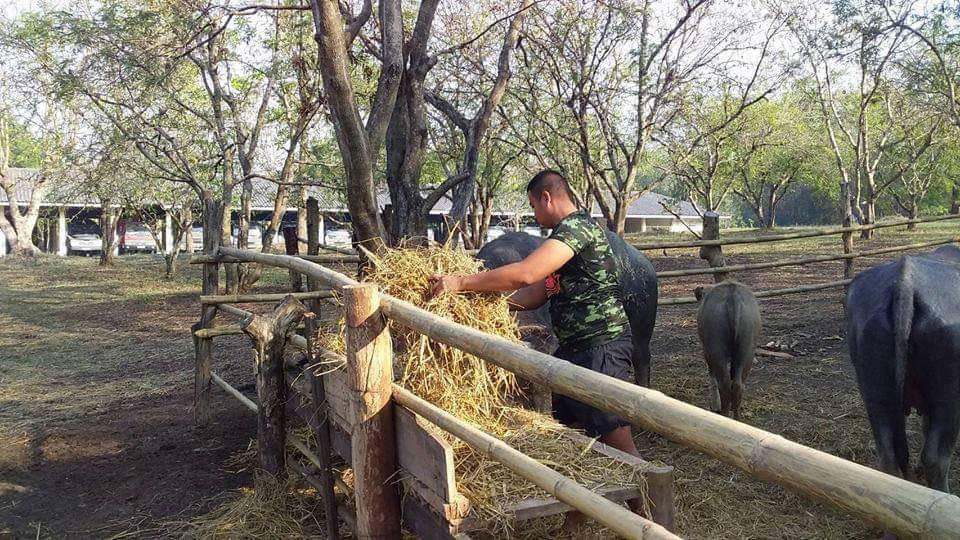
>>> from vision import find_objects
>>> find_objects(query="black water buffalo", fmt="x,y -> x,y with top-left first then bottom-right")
694,281 -> 761,420
477,231 -> 659,386
847,245 -> 960,492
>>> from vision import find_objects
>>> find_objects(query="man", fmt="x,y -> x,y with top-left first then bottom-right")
429,169 -> 641,459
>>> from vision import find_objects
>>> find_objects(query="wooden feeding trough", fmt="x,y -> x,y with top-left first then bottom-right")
283,340 -> 676,538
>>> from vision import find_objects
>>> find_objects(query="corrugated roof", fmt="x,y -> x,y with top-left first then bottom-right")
0,168 -> 98,206
4,171 -> 704,218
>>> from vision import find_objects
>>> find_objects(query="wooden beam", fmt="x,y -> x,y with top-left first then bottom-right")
193,325 -> 244,338
241,295 -> 308,477
659,279 -> 852,306
218,304 -> 252,319
210,371 -> 258,412
343,283 -> 401,539
392,385 -> 677,540
200,290 -> 335,304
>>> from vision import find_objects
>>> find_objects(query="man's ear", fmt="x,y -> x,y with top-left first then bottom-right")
541,190 -> 552,206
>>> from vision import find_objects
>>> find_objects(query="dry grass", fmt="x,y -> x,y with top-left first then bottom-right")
157,475 -> 328,539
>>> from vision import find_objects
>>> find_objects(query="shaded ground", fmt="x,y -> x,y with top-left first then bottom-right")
1,221 -> 958,539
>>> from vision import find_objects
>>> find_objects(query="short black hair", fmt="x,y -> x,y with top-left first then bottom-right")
526,169 -> 574,200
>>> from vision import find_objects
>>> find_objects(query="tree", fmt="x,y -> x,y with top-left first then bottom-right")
423,0 -> 532,248
732,94 -> 824,228
309,0 -> 402,249
790,1 -> 936,238
0,117 -> 45,257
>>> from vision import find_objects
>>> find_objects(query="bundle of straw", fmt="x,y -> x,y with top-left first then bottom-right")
161,475 -> 326,539
365,246 -> 520,419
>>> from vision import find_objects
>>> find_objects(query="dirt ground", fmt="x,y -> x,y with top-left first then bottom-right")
1,222 -> 958,539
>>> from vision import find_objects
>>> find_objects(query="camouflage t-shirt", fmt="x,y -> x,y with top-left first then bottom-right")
546,211 -> 628,351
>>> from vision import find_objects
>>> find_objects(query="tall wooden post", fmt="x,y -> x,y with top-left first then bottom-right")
242,295 -> 307,476
304,195 -> 340,539
193,195 -> 221,425
343,283 -> 401,540
698,212 -> 727,283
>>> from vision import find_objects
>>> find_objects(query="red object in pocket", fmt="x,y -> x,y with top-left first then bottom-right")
545,273 -> 561,297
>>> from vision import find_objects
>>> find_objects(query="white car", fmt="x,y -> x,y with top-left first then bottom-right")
67,233 -> 101,256
523,226 -> 544,237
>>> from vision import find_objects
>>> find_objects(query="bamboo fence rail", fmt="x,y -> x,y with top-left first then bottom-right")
213,246 -> 960,538
631,213 -> 960,251
657,236 -> 960,278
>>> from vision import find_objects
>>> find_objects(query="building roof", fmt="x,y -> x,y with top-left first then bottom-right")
0,168 -> 98,207
4,170 -> 706,219
590,191 -> 701,219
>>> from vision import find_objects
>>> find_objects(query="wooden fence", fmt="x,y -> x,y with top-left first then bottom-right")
649,212 -> 960,305
195,245 -> 960,539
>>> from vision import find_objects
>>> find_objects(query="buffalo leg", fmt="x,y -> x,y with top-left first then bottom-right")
632,334 -> 652,387
730,336 -> 757,421
920,400 -> 960,492
708,374 -> 721,413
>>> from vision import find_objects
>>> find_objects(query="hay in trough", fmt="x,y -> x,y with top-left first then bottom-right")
348,246 -> 648,536
365,246 -> 520,420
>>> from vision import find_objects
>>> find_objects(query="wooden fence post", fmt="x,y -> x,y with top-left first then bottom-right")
698,212 -> 727,283
304,195 -> 341,540
193,194 -> 220,425
344,283 -> 401,540
241,295 -> 308,476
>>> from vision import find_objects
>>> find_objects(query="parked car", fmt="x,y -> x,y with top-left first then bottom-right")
325,228 -> 352,246
66,221 -> 102,256
118,221 -> 158,254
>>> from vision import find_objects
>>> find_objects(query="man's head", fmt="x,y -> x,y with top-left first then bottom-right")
526,169 -> 577,228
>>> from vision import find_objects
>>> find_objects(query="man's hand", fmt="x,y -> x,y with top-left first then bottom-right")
428,274 -> 463,299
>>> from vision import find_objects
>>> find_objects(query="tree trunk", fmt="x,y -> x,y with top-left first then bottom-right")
860,198 -> 876,240
951,182 -> 959,215
0,179 -> 46,258
99,206 -> 120,266
611,198 -> 628,235
906,200 -> 919,231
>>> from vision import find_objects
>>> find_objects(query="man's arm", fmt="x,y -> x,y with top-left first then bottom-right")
429,239 -> 573,296
507,281 -> 548,311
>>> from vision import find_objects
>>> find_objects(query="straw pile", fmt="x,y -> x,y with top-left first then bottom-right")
348,246 -> 648,536
365,245 -> 520,419
159,475 -> 327,539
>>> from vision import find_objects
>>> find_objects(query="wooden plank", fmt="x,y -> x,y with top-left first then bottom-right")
289,366 -> 460,510
395,406 -> 458,503
560,431 -> 676,531
402,491 -> 459,540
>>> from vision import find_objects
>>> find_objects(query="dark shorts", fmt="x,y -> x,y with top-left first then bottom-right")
552,330 -> 634,437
